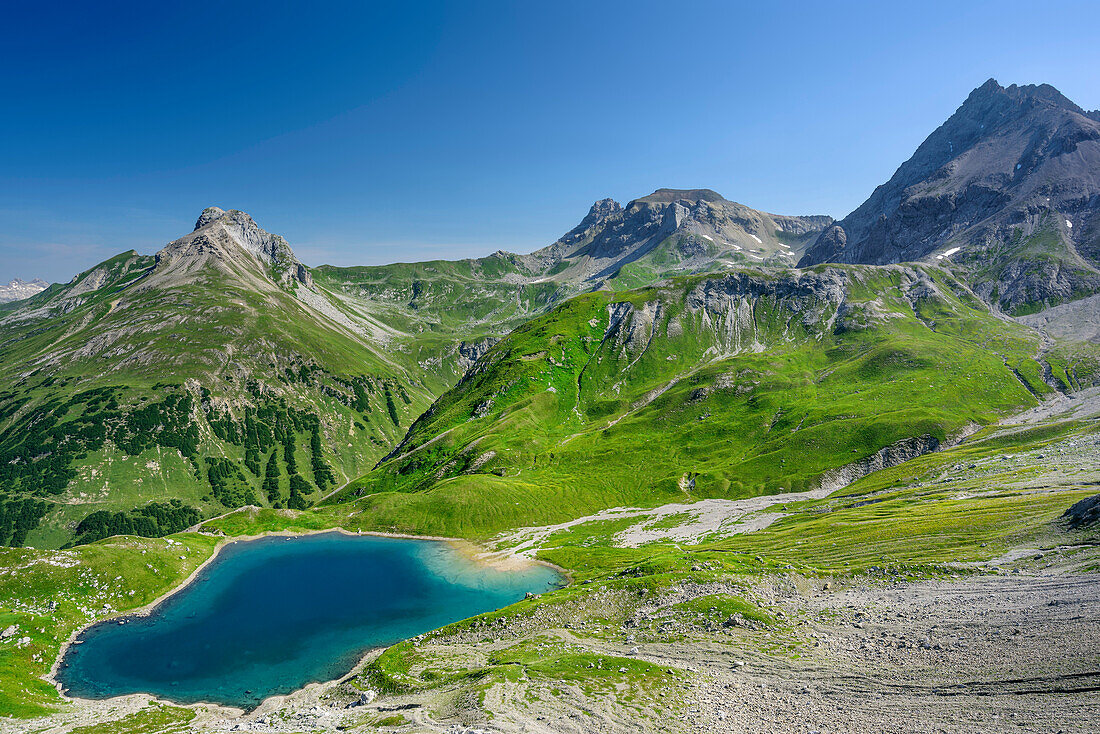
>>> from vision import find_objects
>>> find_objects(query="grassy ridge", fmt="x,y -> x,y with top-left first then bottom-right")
311,265 -> 1052,538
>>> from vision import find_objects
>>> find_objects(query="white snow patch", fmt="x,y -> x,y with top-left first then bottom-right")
1066,219 -> 1073,229
749,233 -> 762,244
936,246 -> 962,260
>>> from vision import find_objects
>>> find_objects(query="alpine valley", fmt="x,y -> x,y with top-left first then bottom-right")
2,80 -> 1099,734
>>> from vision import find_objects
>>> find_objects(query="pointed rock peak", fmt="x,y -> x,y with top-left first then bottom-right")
632,188 -> 727,205
195,206 -> 227,231
971,77 -> 1003,97
588,198 -> 622,217
165,207 -> 312,289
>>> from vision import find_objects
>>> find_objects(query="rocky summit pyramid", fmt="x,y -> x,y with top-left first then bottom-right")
799,79 -> 1100,313
530,188 -> 831,287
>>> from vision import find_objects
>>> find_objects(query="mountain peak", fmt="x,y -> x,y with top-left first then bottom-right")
195,206 -> 227,231
633,188 -> 727,205
587,198 -> 622,217
164,208 -> 312,289
799,78 -> 1100,313
961,78 -> 1084,118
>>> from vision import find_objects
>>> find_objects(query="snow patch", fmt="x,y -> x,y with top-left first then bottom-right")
1066,219 -> 1073,229
935,246 -> 962,260
749,233 -> 762,244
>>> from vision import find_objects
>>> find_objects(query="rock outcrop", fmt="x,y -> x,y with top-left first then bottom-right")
1063,493 -> 1100,528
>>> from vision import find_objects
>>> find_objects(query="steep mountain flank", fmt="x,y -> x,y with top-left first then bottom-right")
0,210 -> 432,547
327,265 -> 1055,537
800,80 -> 1100,314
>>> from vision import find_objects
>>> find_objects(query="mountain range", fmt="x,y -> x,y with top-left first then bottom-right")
1,79 -> 1098,550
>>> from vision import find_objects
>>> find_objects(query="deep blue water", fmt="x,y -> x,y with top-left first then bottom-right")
57,532 -> 561,709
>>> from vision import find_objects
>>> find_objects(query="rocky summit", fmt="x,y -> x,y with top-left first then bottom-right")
800,79 -> 1100,313
531,188 -> 831,286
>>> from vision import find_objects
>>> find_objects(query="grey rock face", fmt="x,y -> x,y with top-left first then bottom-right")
817,434 -> 942,494
168,208 -> 313,288
799,79 -> 1100,312
1063,493 -> 1100,528
194,206 -> 227,231
602,268 -> 851,361
454,337 -> 500,374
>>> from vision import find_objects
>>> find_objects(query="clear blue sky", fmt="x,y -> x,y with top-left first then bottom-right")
3,0 -> 1100,284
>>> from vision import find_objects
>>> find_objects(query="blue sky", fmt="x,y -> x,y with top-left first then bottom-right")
3,0 -> 1100,284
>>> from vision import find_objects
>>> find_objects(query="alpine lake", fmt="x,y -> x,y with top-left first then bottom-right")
56,532 -> 563,709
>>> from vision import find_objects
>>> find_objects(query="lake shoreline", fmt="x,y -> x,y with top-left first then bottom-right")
45,525 -> 567,716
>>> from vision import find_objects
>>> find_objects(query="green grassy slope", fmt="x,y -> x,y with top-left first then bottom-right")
312,255 -> 565,391
305,264 -> 1064,538
0,533 -> 218,717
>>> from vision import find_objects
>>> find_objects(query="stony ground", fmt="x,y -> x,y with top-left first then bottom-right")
686,571 -> 1099,734
7,552 -> 1098,734
104,559 -> 1089,734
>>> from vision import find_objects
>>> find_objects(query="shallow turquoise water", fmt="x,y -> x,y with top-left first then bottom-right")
57,532 -> 561,709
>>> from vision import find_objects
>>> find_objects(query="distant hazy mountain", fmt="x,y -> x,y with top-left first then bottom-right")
800,79 -> 1100,314
0,277 -> 48,303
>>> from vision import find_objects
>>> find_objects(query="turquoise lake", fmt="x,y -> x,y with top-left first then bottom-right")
56,532 -> 562,709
